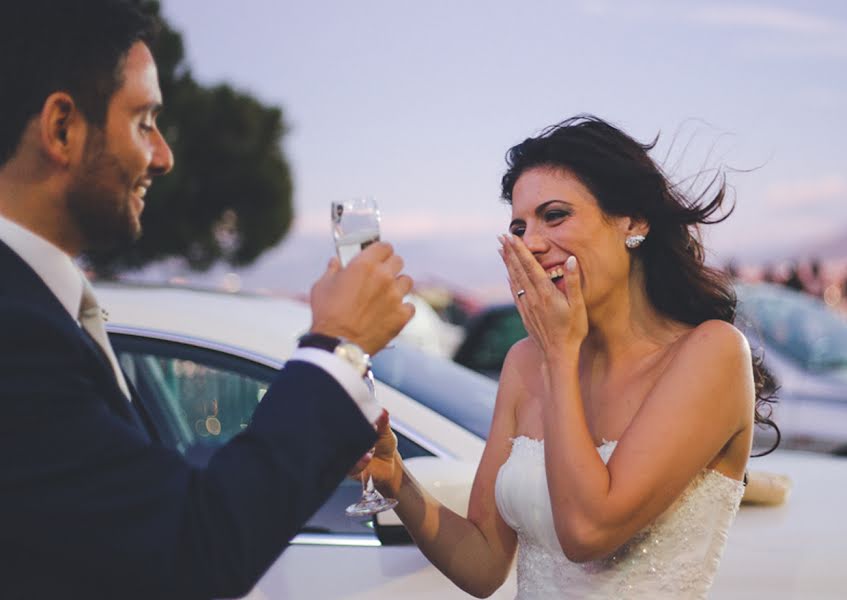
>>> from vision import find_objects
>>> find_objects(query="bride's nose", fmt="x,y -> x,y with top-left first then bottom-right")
521,225 -> 549,256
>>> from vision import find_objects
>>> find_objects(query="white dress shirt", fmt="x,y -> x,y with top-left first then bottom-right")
0,214 -> 379,423
0,214 -> 83,317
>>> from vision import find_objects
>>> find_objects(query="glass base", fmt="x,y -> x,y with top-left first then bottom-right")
345,490 -> 399,518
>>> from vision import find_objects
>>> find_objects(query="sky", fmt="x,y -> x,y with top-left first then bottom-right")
155,0 -> 847,300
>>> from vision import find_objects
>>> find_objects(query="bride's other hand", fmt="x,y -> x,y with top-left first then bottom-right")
364,410 -> 402,496
499,234 -> 588,358
347,450 -> 374,479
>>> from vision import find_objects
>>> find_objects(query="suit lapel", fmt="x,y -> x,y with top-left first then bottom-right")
125,375 -> 158,443
0,240 -> 147,434
78,325 -> 149,437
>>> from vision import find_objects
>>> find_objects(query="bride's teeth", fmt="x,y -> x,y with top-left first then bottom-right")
550,267 -> 564,281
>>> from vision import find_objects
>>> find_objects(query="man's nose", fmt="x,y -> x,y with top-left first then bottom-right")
150,127 -> 174,176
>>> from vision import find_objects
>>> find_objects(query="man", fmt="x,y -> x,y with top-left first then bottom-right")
0,2 -> 414,598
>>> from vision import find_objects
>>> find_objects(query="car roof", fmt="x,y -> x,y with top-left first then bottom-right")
95,282 -> 312,362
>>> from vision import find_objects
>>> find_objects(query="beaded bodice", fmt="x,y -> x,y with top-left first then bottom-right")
494,436 -> 744,599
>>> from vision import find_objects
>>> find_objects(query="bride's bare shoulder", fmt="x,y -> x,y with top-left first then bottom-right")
663,319 -> 754,408
675,319 -> 750,360
497,337 -> 542,396
503,337 -> 541,369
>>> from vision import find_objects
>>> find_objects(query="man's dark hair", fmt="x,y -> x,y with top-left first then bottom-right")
0,0 -> 158,166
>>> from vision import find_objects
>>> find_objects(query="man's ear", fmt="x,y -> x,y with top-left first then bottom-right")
39,92 -> 87,167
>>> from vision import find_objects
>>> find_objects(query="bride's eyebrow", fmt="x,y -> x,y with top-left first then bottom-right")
536,200 -> 572,213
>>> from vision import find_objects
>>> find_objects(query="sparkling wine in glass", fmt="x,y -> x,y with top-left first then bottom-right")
332,197 -> 381,267
331,197 -> 399,517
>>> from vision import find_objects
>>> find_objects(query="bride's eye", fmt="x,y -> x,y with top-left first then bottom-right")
544,209 -> 570,223
509,224 -> 526,237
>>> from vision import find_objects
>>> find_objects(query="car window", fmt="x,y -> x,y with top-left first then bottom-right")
372,342 -> 498,440
737,284 -> 847,372
110,333 -> 433,537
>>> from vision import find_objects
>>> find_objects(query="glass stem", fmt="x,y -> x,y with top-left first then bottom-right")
363,473 -> 377,496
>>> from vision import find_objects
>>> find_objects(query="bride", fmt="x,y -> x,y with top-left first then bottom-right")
365,115 -> 777,599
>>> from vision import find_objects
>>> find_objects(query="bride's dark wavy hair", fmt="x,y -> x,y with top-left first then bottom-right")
500,115 -> 779,455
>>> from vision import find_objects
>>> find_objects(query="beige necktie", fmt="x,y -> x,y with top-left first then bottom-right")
79,277 -> 131,400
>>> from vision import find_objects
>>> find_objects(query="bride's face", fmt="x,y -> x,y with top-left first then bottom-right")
508,166 -> 639,308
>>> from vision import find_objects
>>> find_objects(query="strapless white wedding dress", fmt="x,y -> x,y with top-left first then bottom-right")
495,436 -> 744,599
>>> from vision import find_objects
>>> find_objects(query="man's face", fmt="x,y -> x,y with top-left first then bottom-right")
67,42 -> 173,252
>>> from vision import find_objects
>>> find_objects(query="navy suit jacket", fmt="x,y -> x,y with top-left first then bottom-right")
0,241 -> 377,599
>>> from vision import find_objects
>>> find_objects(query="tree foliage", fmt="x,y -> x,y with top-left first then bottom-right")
87,1 -> 293,275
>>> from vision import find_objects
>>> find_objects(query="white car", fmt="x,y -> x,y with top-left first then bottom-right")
98,283 -> 847,599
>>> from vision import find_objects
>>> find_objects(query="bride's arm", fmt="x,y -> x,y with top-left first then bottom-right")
368,349 -> 523,598
541,320 -> 752,561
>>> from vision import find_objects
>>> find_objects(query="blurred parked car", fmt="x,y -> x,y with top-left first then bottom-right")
399,293 -> 465,357
735,283 -> 847,453
454,283 -> 847,454
98,283 -> 846,598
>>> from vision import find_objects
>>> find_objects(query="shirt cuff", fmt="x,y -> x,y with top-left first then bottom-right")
288,347 -> 381,424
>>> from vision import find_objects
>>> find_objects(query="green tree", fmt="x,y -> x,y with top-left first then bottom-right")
87,1 -> 293,275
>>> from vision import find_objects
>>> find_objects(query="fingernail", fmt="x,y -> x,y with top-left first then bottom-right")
566,256 -> 577,272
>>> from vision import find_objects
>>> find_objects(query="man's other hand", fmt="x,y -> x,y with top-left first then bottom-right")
309,242 -> 415,355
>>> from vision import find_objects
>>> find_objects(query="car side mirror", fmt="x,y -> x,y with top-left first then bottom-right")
374,456 -> 477,546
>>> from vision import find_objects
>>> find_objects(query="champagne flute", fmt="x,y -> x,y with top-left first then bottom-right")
332,197 -> 381,266
332,197 -> 395,352
331,197 -> 399,517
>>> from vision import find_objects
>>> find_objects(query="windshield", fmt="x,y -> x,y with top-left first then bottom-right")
372,342 -> 497,439
736,283 -> 847,373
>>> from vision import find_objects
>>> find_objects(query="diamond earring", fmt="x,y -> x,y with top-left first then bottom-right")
625,235 -> 646,249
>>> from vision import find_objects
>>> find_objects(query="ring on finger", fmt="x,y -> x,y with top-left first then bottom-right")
516,289 -> 526,298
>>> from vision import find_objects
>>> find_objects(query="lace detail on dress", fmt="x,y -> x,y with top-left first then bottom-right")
495,436 -> 744,599
509,435 -> 618,463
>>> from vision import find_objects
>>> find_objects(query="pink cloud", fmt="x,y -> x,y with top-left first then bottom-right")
764,175 -> 847,210
293,209 -> 510,239
689,4 -> 844,35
